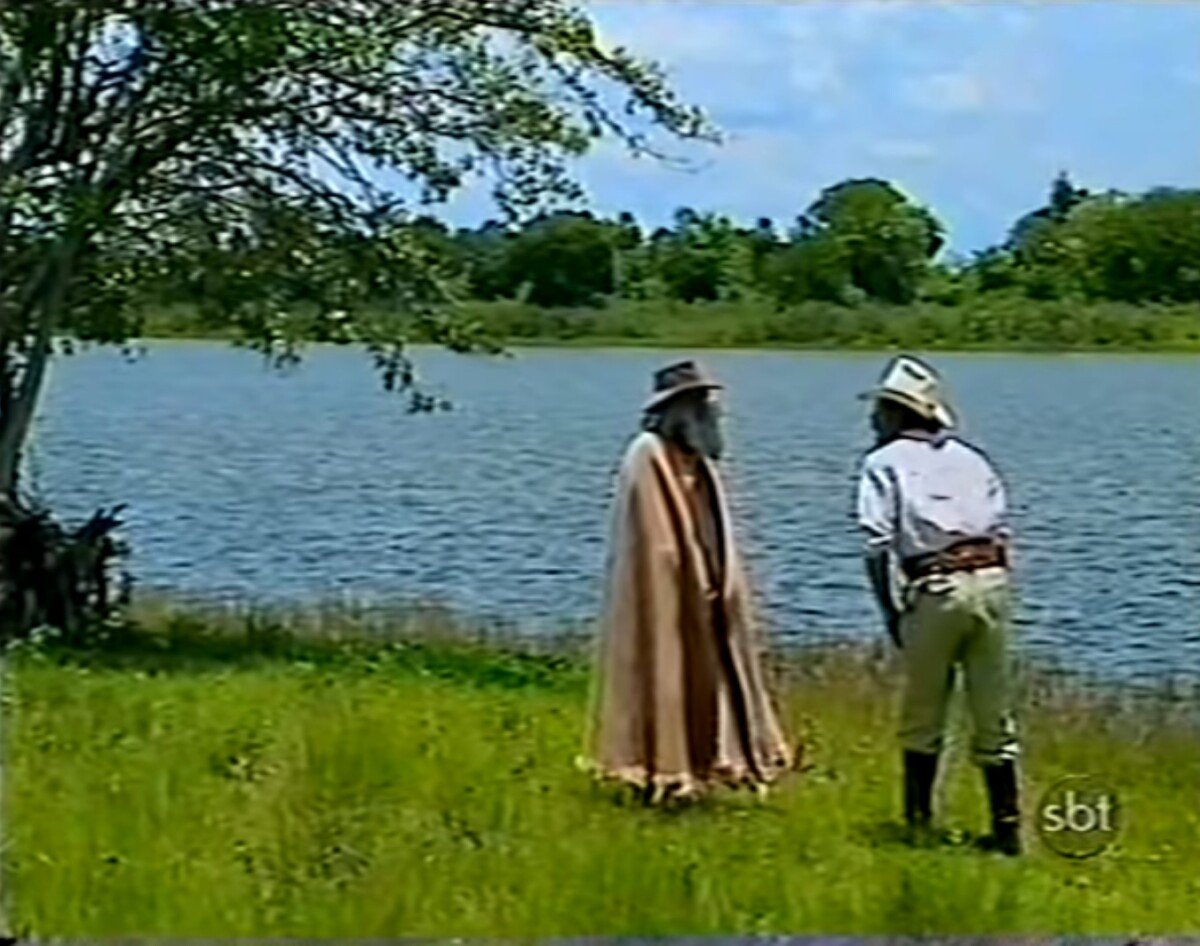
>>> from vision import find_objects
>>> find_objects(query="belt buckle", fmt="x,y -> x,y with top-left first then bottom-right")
950,541 -> 1000,574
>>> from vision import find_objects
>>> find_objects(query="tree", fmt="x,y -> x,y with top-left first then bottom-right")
993,177 -> 1200,303
1004,171 -> 1091,291
503,211 -> 615,307
0,0 -> 713,638
457,220 -> 519,301
970,247 -> 1021,293
1062,189 -> 1200,302
805,178 -> 944,304
613,211 -> 642,250
656,210 -> 752,303
746,216 -> 778,284
659,244 -> 723,302
0,0 -> 715,501
1049,170 -> 1089,220
763,235 -> 850,306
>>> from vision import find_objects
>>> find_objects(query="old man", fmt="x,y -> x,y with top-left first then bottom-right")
857,355 -> 1022,854
585,360 -> 792,803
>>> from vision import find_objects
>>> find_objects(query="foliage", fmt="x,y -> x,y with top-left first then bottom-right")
1007,170 -> 1090,252
233,170 -> 1200,336
140,158 -> 1200,357
653,210 -> 747,303
0,497 -> 130,644
409,297 -> 1200,352
802,178 -> 944,304
0,0 -> 714,495
1059,190 -> 1200,302
497,211 -> 616,307
763,235 -> 852,306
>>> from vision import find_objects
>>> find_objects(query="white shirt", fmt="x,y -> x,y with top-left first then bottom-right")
856,432 -> 1010,561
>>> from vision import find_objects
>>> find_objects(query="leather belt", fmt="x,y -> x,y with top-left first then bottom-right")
902,538 -> 1008,582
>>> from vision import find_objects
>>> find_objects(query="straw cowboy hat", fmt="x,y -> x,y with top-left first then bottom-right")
861,355 -> 957,428
644,360 -> 723,412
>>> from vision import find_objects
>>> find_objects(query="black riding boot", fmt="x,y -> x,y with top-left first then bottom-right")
980,760 -> 1022,856
903,750 -> 939,828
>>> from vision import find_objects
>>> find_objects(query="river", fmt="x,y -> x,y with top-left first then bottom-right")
33,342 -> 1200,685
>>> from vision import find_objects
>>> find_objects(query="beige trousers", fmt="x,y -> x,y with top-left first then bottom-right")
899,566 -> 1019,766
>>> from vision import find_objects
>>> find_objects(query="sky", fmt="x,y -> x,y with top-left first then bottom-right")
433,1 -> 1200,255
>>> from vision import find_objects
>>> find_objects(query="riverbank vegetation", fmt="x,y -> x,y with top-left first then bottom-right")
445,297 -> 1200,351
139,294 -> 1200,353
4,603 -> 1198,937
138,173 -> 1200,352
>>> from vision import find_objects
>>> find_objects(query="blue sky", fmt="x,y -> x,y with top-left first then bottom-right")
435,2 -> 1200,255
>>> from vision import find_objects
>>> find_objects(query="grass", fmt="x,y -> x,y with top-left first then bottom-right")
3,602 -> 1199,937
136,297 -> 1200,353
457,297 -> 1200,353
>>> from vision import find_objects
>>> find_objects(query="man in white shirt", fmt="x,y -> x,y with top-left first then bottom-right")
856,355 -> 1021,855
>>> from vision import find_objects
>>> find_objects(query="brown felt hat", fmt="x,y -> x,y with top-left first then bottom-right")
643,360 -> 723,412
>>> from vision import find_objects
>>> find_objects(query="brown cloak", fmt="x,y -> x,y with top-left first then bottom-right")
584,431 -> 793,798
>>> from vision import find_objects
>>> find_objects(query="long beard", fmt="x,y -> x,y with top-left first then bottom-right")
679,412 -> 724,461
645,400 -> 724,460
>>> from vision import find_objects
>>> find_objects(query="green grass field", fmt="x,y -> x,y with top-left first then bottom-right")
3,605 -> 1198,937
137,297 -> 1200,353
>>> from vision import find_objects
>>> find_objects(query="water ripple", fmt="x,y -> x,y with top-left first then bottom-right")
34,343 -> 1200,683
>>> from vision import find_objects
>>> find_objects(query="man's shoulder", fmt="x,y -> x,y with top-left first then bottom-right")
860,438 -> 905,472
864,434 -> 993,466
943,435 -> 1001,473
620,431 -> 665,474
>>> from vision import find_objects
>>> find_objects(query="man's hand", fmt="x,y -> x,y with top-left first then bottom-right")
864,551 -> 903,649
886,612 -> 902,650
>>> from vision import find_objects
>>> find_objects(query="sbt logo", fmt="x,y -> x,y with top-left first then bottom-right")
1037,775 -> 1120,859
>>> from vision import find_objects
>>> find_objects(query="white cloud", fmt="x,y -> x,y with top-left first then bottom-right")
900,71 -> 987,113
449,1 -> 1198,253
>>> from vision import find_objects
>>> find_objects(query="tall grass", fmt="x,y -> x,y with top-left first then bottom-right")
3,603 -> 1198,937
134,297 -> 1200,353
458,297 -> 1200,352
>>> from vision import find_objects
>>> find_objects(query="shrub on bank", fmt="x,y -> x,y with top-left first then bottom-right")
140,297 -> 1200,352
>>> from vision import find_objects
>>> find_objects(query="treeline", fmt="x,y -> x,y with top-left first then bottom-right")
145,172 -> 1200,350
399,173 -> 1200,312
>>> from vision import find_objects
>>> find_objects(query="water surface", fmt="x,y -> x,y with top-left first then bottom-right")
35,343 -> 1200,685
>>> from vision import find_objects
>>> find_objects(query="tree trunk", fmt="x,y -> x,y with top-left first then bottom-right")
0,239 -> 74,498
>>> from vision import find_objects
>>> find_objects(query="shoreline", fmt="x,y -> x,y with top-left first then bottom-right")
128,332 -> 1200,357
90,596 -> 1200,709
129,296 -> 1200,356
24,590 -> 1195,706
